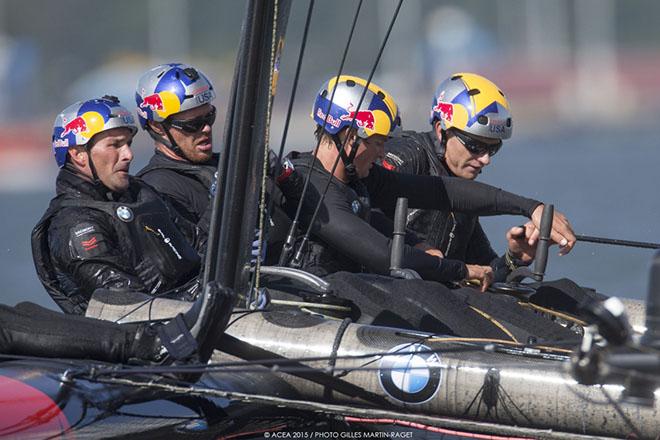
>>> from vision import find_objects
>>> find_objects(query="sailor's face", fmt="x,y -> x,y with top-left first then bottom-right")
88,128 -> 134,192
443,130 -> 496,180
166,103 -> 215,164
353,134 -> 386,178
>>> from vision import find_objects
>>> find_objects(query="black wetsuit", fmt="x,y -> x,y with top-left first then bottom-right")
31,167 -> 207,315
281,151 -> 540,283
137,150 -> 218,224
382,130 -> 516,281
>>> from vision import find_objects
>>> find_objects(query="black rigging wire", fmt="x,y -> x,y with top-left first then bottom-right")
87,338 -> 573,378
287,0 -> 404,268
278,0 -> 364,266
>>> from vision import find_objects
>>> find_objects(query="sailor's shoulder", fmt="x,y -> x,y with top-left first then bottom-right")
47,203 -> 108,233
383,130 -> 431,172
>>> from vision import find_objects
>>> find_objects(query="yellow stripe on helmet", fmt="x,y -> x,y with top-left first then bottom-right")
455,72 -> 510,114
328,75 -> 398,124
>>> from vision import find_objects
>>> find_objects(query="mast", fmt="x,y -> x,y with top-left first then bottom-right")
203,0 -> 291,293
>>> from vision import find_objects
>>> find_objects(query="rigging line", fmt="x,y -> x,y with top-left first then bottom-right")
278,0 -> 363,266
516,302 -> 587,326
424,336 -> 575,353
105,278 -> 205,323
599,386 -> 643,439
290,0 -> 404,267
498,386 -> 534,425
94,364 -> 485,378
469,305 -> 519,343
226,309 -> 262,328
91,345 -> 489,377
131,345 -> 587,379
110,295 -> 161,324
335,331 -> 444,378
270,298 -> 352,311
496,394 -> 518,426
252,0 -> 282,300
0,335 -> 573,374
462,383 -> 486,417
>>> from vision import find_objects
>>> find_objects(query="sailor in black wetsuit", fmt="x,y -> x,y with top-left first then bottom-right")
382,72 -> 543,282
32,97 -> 208,315
276,75 -> 578,340
134,63 -> 218,224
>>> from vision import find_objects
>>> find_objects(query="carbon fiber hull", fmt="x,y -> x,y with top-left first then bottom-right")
218,310 -> 659,439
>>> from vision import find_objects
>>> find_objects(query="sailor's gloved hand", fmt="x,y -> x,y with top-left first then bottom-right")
251,229 -> 266,264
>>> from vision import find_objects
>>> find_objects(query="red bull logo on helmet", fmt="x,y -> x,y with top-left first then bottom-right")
60,116 -> 87,138
139,90 -> 181,119
140,93 -> 165,111
432,99 -> 454,123
53,138 -> 70,148
316,108 -> 342,129
340,108 -> 376,130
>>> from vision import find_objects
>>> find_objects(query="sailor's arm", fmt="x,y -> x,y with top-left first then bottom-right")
316,193 -> 468,283
367,166 -> 576,254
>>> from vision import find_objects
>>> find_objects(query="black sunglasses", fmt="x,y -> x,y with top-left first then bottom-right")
168,106 -> 216,133
452,130 -> 502,157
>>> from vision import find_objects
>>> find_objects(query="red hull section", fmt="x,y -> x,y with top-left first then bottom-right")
0,375 -> 70,438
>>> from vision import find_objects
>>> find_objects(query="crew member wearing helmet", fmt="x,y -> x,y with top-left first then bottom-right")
135,63 -> 219,223
382,73 -> 542,282
32,97 -> 208,315
281,75 -> 575,287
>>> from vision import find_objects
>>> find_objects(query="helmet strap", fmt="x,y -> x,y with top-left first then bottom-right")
435,127 -> 447,161
147,124 -> 187,160
331,132 -> 359,182
345,136 -> 362,182
80,143 -> 112,195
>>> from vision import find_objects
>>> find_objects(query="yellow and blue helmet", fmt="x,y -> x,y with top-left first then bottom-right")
312,75 -> 401,139
52,96 -> 137,168
135,63 -> 216,129
430,73 -> 512,140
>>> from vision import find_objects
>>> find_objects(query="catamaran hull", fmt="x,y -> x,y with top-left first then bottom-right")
219,310 -> 660,439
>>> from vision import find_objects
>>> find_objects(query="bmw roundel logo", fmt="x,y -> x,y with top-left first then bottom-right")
351,200 -> 361,214
116,206 -> 134,222
378,343 -> 442,404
